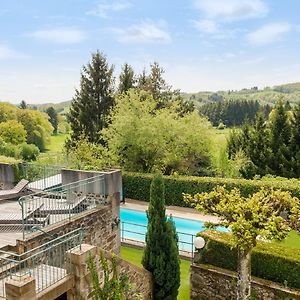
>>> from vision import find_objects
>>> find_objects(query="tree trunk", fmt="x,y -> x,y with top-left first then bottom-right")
237,247 -> 252,300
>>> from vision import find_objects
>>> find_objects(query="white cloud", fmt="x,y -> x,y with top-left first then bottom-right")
247,23 -> 291,45
87,1 -> 131,18
0,44 -> 28,60
29,28 -> 87,44
193,0 -> 268,21
113,21 -> 171,44
192,19 -> 218,33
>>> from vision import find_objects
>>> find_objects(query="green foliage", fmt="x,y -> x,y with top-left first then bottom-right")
19,100 -> 27,109
66,135 -> 116,170
200,99 -> 270,127
103,89 -> 212,175
17,109 -> 53,151
0,102 -> 17,122
119,63 -> 135,93
184,186 -> 300,249
0,120 -> 27,144
123,172 -> 300,207
142,174 -> 180,300
227,101 -> 300,178
87,251 -> 138,300
18,143 -> 40,161
45,106 -> 58,134
199,230 -> 300,289
68,50 -> 115,145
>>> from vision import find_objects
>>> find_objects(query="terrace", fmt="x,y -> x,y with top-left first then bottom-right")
0,163 -> 123,299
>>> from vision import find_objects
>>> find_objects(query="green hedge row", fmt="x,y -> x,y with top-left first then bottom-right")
198,230 -> 300,289
123,172 -> 300,206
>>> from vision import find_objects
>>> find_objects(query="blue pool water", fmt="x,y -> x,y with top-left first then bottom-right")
120,208 -> 227,252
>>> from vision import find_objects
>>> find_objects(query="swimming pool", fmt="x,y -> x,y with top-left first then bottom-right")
120,208 -> 227,252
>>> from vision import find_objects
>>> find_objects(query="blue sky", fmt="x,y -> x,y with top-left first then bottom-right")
0,0 -> 300,104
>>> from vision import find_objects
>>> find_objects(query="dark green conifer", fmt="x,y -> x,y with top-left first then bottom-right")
269,100 -> 292,177
142,174 -> 180,300
118,63 -> 135,94
68,50 -> 114,144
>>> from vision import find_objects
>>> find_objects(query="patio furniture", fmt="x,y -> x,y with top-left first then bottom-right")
0,180 -> 31,201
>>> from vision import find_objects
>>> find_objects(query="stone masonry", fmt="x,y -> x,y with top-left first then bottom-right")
67,244 -> 152,300
191,263 -> 300,300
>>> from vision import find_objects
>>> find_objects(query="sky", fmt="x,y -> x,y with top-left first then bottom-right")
0,0 -> 300,104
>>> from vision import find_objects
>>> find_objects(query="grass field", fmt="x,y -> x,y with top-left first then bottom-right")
120,246 -> 190,299
46,134 -> 67,152
277,231 -> 300,249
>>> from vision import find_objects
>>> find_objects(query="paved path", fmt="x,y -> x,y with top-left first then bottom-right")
123,199 -> 220,223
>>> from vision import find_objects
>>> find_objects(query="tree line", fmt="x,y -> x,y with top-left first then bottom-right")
200,99 -> 271,127
228,100 -> 300,178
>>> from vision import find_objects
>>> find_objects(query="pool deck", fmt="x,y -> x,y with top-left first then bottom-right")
123,198 -> 220,224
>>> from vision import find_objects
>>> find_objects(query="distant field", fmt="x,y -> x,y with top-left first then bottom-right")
46,134 -> 67,153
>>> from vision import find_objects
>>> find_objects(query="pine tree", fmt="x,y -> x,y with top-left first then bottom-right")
46,106 -> 58,134
248,112 -> 270,176
290,104 -> 300,177
68,50 -> 115,144
118,63 -> 135,93
269,100 -> 292,177
142,174 -> 180,300
19,100 -> 27,109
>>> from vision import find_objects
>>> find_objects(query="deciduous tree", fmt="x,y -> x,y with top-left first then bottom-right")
184,187 -> 300,300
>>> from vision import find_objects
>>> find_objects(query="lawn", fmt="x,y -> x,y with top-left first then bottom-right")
120,246 -> 190,299
46,134 -> 68,153
276,230 -> 300,249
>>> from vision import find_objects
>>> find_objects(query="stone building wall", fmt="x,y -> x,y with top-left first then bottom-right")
191,263 -> 300,300
67,244 -> 152,300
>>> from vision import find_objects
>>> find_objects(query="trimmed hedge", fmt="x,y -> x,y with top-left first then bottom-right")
123,172 -> 300,206
198,230 -> 300,289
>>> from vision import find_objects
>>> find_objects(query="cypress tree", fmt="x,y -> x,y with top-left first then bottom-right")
142,174 -> 180,300
118,63 -> 135,94
68,50 -> 114,144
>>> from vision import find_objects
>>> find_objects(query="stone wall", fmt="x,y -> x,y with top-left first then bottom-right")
0,163 -> 15,189
16,205 -> 120,255
191,263 -> 300,300
67,244 -> 152,300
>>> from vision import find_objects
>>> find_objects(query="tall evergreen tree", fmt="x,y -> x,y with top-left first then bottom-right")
248,112 -> 271,176
290,104 -> 300,177
68,50 -> 115,144
142,174 -> 180,300
19,100 -> 27,109
118,63 -> 135,93
45,106 -> 58,134
269,100 -> 292,177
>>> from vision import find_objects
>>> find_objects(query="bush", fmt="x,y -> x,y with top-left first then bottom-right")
18,143 -> 40,161
123,172 -> 300,206
198,230 -> 300,289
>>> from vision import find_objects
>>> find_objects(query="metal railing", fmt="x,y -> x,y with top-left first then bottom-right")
0,228 -> 83,298
20,163 -> 63,191
120,221 -> 195,257
19,174 -> 107,239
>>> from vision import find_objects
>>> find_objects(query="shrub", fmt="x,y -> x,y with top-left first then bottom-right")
198,230 -> 300,289
123,172 -> 300,206
18,143 -> 40,161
